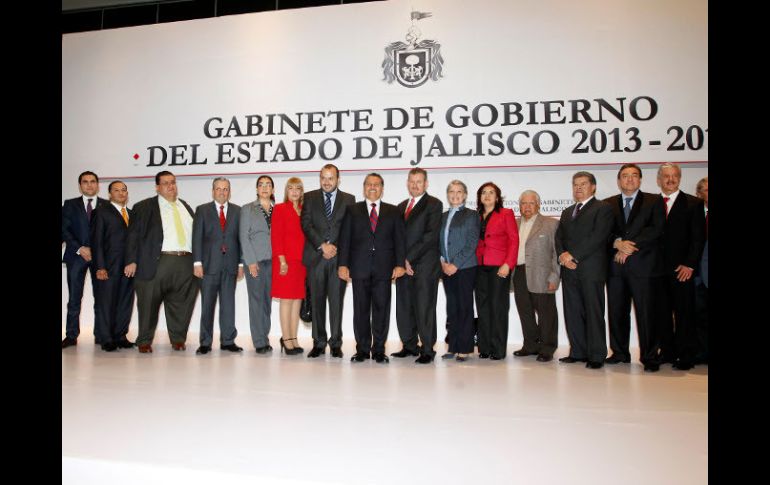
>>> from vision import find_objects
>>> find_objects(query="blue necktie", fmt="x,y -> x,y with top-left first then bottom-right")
572,202 -> 583,220
324,192 -> 332,220
623,197 -> 632,222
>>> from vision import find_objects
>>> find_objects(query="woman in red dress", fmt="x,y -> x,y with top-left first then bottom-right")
271,177 -> 307,354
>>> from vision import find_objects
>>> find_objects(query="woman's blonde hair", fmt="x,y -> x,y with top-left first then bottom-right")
283,177 -> 304,206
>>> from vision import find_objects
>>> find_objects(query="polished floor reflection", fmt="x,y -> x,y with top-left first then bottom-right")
63,331 -> 707,485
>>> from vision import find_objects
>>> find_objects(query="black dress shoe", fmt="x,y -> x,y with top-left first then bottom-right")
586,361 -> 604,369
61,337 -> 77,349
331,348 -> 344,358
373,352 -> 389,363
101,342 -> 118,352
196,345 -> 211,355
221,344 -> 243,352
350,352 -> 370,362
559,356 -> 585,363
644,363 -> 660,372
478,353 -> 490,359
415,354 -> 434,364
605,354 -> 631,364
307,347 -> 325,358
673,360 -> 694,371
490,354 -> 505,360
255,346 -> 270,354
536,354 -> 553,362
117,339 -> 135,349
390,348 -> 419,358
513,349 -> 537,357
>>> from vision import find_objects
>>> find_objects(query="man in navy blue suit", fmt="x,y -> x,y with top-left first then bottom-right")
90,181 -> 135,351
62,171 -> 109,348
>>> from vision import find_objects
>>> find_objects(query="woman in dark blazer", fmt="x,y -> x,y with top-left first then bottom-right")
475,182 -> 519,360
439,180 -> 480,361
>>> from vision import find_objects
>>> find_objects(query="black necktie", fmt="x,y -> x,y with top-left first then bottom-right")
86,198 -> 93,221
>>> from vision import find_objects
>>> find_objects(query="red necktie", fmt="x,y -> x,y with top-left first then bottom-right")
369,203 -> 378,232
404,197 -> 415,220
663,197 -> 670,219
219,205 -> 226,231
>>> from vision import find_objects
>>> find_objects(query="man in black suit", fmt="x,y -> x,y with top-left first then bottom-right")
392,168 -> 443,364
656,163 -> 706,370
555,171 -> 613,369
90,180 -> 135,352
338,173 -> 406,363
604,164 -> 665,372
125,171 -> 198,353
192,177 -> 244,355
301,164 -> 356,359
62,171 -> 109,348
693,177 -> 708,365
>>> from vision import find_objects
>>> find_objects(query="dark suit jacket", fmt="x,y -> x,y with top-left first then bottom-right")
192,201 -> 242,275
476,208 -> 519,267
659,192 -> 706,272
126,195 -> 195,281
555,197 -> 614,281
338,201 -> 406,280
62,196 -> 109,263
440,207 -> 480,270
397,193 -> 443,276
605,191 -> 665,278
90,204 -> 133,273
300,188 -> 355,267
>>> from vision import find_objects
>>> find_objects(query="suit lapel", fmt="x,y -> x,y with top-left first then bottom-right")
574,198 -> 596,221
527,214 -> 544,243
626,192 -> 643,226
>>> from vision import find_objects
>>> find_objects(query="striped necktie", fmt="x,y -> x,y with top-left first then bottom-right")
369,203 -> 378,232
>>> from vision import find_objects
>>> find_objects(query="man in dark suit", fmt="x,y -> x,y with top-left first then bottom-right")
656,163 -> 706,370
301,164 -> 356,359
192,177 -> 244,355
604,164 -> 665,372
392,168 -> 443,364
90,180 -> 135,352
693,177 -> 708,365
125,171 -> 198,353
62,171 -> 109,348
555,171 -> 613,369
338,173 -> 406,364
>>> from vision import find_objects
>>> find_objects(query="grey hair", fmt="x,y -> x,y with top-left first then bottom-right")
657,162 -> 682,178
212,176 -> 230,189
518,190 -> 541,205
446,179 -> 468,194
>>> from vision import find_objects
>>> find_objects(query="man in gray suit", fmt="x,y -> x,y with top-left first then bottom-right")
192,177 -> 244,355
301,164 -> 356,359
511,190 -> 560,362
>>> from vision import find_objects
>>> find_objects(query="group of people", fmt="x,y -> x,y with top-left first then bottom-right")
62,162 -> 708,372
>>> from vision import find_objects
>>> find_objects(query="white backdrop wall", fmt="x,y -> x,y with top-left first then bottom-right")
62,0 -> 708,348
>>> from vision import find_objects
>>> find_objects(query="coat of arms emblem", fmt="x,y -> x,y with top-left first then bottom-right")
382,11 -> 445,88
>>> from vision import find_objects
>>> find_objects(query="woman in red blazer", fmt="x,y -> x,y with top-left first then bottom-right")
271,177 -> 307,355
475,182 -> 519,360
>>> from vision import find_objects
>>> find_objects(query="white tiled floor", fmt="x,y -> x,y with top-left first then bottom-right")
62,331 -> 707,485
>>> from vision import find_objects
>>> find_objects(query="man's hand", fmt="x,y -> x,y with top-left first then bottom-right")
442,261 -> 458,276
124,263 -> 137,278
547,281 -> 558,291
614,252 -> 629,265
675,265 -> 693,282
79,246 -> 92,262
559,251 -> 577,269
405,260 -> 415,276
237,266 -> 244,281
614,239 -> 638,255
194,265 -> 204,279
392,266 -> 406,281
321,242 -> 337,260
338,266 -> 351,282
96,269 -> 109,281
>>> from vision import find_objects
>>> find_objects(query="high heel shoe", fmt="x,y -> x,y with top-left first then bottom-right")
280,337 -> 301,355
287,338 -> 304,354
